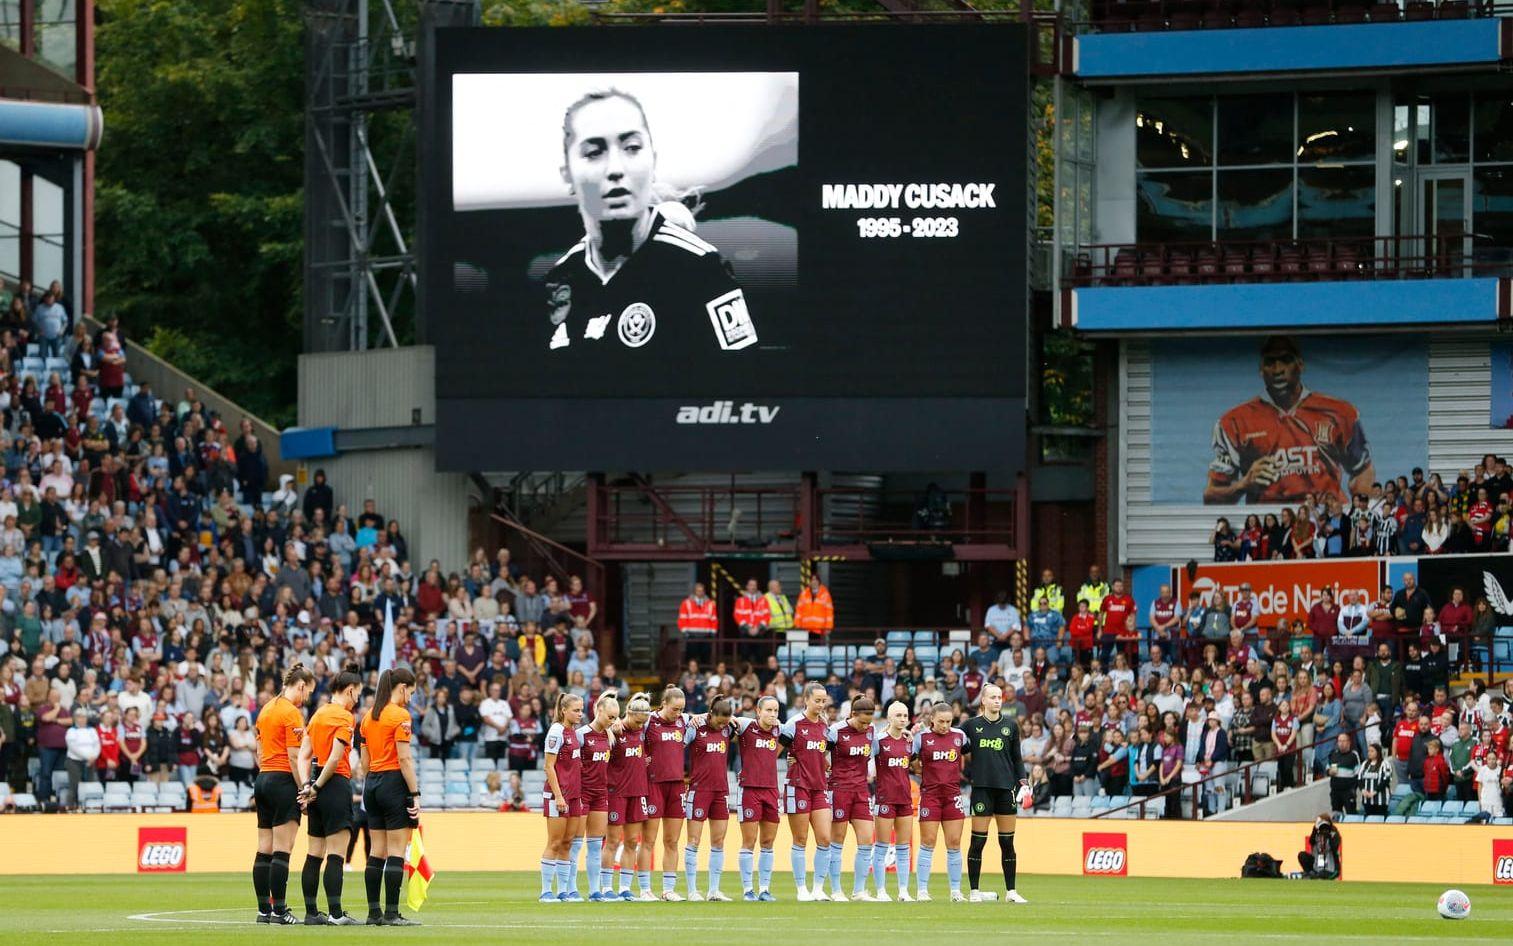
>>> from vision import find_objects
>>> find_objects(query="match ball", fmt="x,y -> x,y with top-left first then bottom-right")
1436,889 -> 1471,920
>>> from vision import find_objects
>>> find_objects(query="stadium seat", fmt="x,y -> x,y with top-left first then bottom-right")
1439,800 -> 1463,816
1384,815 -> 1407,824
444,792 -> 471,810
1051,797 -> 1073,817
1462,802 -> 1480,817
77,782 -> 105,810
419,758 -> 445,771
444,758 -> 470,773
1092,796 -> 1112,810
1493,817 -> 1513,826
1407,816 -> 1433,824
915,645 -> 939,667
421,792 -> 445,809
1418,800 -> 1442,816
472,758 -> 496,772
886,630 -> 912,645
445,780 -> 470,796
1390,783 -> 1410,798
1365,815 -> 1385,823
13,792 -> 38,811
1340,814 -> 1364,823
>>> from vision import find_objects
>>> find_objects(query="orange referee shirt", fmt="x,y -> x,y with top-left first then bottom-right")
308,702 -> 356,779
256,696 -> 305,773
360,702 -> 412,773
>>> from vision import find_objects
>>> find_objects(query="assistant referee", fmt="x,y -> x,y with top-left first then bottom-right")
960,684 -> 1030,904
360,668 -> 421,926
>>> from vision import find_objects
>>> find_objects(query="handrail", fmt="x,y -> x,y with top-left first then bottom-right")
1089,718 -> 1378,820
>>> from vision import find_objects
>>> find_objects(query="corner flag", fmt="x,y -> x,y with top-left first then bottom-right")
404,827 -> 434,911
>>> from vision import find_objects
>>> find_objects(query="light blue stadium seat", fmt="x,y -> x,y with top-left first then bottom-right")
445,780 -> 469,796
1390,784 -> 1411,797
1462,801 -> 1480,816
1494,817 -> 1513,826
1418,800 -> 1442,816
24,343 -> 38,358
886,630 -> 912,645
886,644 -> 907,661
1340,814 -> 1364,823
913,631 -> 939,647
1364,815 -> 1385,823
1407,816 -> 1433,824
830,645 -> 853,667
1384,815 -> 1407,824
1091,796 -> 1111,810
1439,800 -> 1463,816
915,645 -> 939,666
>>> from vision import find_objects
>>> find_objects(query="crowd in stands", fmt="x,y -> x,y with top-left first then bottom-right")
0,312 -> 1507,826
1211,456 -> 1513,560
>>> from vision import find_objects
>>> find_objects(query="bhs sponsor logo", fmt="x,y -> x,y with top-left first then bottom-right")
138,826 -> 187,873
1082,832 -> 1128,877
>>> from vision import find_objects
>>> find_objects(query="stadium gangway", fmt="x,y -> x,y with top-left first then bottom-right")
1090,720 -> 1385,823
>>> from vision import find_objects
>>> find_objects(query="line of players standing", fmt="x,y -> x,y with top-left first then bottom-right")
540,681 -> 1031,905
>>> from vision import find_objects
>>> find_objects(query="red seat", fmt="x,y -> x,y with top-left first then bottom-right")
1250,246 -> 1277,278
1196,246 -> 1220,281
1140,249 -> 1168,284
1278,245 -> 1303,276
1112,248 -> 1138,285
1305,244 -> 1333,277
1300,0 -> 1333,24
1439,0 -> 1469,16
1404,0 -> 1434,19
1367,1 -> 1400,19
1169,248 -> 1196,283
1335,0 -> 1368,20
1222,246 -> 1249,279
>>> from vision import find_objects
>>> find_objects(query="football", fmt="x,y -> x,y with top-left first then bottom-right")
1436,889 -> 1471,920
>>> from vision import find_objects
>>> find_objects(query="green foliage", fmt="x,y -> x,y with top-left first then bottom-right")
1041,327 -> 1093,427
94,0 -> 305,428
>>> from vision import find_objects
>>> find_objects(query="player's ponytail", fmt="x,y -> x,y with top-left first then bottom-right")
626,693 -> 652,716
333,663 -> 363,697
552,691 -> 581,725
595,690 -> 620,718
282,665 -> 314,689
370,667 -> 416,724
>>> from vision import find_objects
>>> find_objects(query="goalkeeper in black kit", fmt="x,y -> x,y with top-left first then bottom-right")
960,684 -> 1031,904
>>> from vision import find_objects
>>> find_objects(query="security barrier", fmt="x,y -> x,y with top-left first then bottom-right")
5,813 -> 1510,886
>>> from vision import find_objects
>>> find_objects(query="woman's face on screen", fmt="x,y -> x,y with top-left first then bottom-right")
562,95 -> 654,224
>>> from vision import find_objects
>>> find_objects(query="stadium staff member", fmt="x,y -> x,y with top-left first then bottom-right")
795,574 -> 834,638
295,664 -> 365,925
252,666 -> 315,925
677,582 -> 718,663
360,668 -> 422,926
733,578 -> 771,659
1076,566 -> 1110,625
764,579 -> 794,632
960,684 -> 1031,904
1034,568 -> 1065,615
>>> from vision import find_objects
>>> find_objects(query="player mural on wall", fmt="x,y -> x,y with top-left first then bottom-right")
1204,335 -> 1375,505
544,89 -> 758,356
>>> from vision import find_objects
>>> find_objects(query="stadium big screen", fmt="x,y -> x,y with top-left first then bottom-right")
424,24 -> 1029,471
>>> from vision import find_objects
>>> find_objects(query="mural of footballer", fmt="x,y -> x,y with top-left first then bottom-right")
543,88 -> 758,356
1204,335 -> 1374,505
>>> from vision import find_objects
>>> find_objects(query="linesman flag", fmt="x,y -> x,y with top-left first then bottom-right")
404,827 -> 434,911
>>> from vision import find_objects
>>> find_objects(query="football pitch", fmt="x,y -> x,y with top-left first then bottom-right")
5,872 -> 1511,943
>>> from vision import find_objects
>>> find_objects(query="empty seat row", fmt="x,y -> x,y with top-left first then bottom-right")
1083,243 -> 1373,287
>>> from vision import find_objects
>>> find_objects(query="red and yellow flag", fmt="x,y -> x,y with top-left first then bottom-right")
403,827 -> 434,911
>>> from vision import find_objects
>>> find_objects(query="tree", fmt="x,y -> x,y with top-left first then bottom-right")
95,0 -> 305,427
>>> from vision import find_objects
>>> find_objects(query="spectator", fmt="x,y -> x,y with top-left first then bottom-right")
1211,518 -> 1241,562
1027,596 -> 1066,666
1390,573 -> 1432,631
32,290 -> 67,359
795,574 -> 834,637
1148,584 -> 1179,644
227,716 -> 256,784
984,590 -> 1021,654
1421,738 -> 1451,800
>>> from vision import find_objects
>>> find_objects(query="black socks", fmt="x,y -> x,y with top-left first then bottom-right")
967,830 -> 988,890
324,853 -> 346,917
302,854 -> 322,915
383,855 -> 405,916
999,831 -> 1017,890
268,851 -> 291,913
366,855 -> 384,916
253,851 -> 272,914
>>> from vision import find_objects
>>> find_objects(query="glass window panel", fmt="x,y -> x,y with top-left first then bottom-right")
1218,94 -> 1292,166
1297,166 -> 1376,240
31,175 -> 64,286
1297,93 -> 1375,164
0,2 -> 19,51
1217,169 -> 1293,241
1077,172 -> 1093,245
1136,98 -> 1212,169
1393,103 -> 1411,168
34,0 -> 76,78
1473,168 -> 1513,260
1474,93 -> 1513,164
1077,94 -> 1095,162
1433,93 -> 1470,164
1136,171 -> 1213,242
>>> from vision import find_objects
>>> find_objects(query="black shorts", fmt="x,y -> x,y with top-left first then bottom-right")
254,771 -> 302,829
364,770 -> 418,831
969,786 -> 1018,817
308,775 -> 354,837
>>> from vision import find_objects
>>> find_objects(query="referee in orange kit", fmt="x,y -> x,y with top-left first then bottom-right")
253,666 -> 315,924
360,668 -> 422,926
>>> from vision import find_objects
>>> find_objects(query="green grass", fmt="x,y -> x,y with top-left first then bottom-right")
5,872 -> 1512,943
